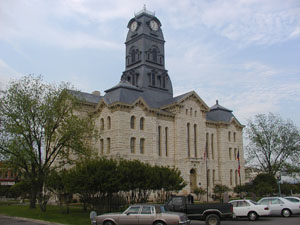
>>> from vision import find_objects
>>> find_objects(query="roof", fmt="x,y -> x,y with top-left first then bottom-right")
206,100 -> 242,125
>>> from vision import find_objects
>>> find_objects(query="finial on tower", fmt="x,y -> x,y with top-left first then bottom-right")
135,4 -> 155,16
216,100 -> 219,105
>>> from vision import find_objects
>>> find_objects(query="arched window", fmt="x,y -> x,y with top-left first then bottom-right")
228,131 -> 231,142
165,127 -> 168,157
131,48 -> 136,63
140,138 -> 145,154
186,109 -> 188,115
207,169 -> 210,187
107,116 -> 111,130
190,108 -> 192,116
158,126 -> 161,156
234,148 -> 237,160
152,48 -> 157,62
229,148 -> 232,160
230,169 -> 233,186
100,139 -> 104,155
194,124 -> 197,157
130,116 -> 135,129
234,132 -> 236,142
162,76 -> 166,88
235,170 -> 238,186
107,138 -> 111,154
140,117 -> 145,130
151,73 -> 155,86
206,133 -> 209,159
130,137 -> 136,153
211,133 -> 214,159
100,118 -> 104,132
187,123 -> 190,157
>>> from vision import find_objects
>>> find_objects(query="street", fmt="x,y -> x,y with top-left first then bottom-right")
1,214 -> 300,225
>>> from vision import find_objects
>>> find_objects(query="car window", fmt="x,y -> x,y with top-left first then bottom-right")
238,201 -> 250,207
286,198 -> 299,203
271,199 -> 284,205
258,199 -> 270,205
141,206 -> 153,214
172,197 -> 183,206
126,206 -> 141,214
230,201 -> 238,207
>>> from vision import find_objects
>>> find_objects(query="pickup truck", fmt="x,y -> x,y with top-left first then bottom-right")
164,195 -> 233,225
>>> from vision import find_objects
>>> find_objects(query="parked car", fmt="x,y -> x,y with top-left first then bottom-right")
165,195 -> 233,225
90,204 -> 190,225
229,199 -> 271,221
257,197 -> 300,217
284,196 -> 300,203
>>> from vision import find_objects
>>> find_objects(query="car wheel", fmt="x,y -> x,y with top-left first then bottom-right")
282,209 -> 291,217
154,221 -> 166,225
104,221 -> 115,225
248,211 -> 258,221
205,214 -> 220,225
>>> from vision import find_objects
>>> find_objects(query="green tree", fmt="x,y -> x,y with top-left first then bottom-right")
246,113 -> 300,176
252,173 -> 277,196
213,184 -> 231,202
193,187 -> 206,201
0,75 -> 96,211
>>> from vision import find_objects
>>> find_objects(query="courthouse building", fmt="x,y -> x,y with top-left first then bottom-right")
72,8 -> 245,195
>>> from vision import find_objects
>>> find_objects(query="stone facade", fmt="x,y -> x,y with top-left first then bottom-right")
71,8 -> 245,195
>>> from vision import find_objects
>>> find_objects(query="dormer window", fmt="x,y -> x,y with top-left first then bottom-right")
131,49 -> 136,63
153,48 -> 157,62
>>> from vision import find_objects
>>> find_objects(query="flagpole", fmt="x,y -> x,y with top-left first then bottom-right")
205,138 -> 208,202
238,146 -> 241,187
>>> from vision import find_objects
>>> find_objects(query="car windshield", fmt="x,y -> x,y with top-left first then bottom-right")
285,198 -> 299,203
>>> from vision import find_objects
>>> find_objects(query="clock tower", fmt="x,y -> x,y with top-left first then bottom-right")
121,7 -> 173,101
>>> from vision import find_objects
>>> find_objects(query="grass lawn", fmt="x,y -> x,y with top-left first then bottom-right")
0,203 -> 91,225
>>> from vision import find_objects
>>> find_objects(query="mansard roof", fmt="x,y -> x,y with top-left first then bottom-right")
68,90 -> 102,104
206,100 -> 243,126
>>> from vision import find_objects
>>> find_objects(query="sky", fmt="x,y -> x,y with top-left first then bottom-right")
1,0 -> 300,127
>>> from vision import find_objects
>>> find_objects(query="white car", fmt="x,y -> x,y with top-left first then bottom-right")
257,197 -> 300,217
285,196 -> 300,203
229,199 -> 271,221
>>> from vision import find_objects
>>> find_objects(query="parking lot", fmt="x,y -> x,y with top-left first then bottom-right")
190,215 -> 300,225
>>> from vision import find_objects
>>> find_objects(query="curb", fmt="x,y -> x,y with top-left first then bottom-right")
0,214 -> 65,225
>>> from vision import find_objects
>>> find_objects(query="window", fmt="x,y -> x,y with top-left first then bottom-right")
100,118 -> 104,131
235,170 -> 238,186
234,148 -> 237,160
130,116 -> 135,129
194,110 -> 197,117
194,124 -> 197,157
206,133 -> 209,159
131,49 -> 136,63
228,131 -> 231,142
107,138 -> 111,154
190,108 -> 192,116
107,116 -> 111,129
186,109 -> 188,115
158,126 -> 161,156
162,76 -> 166,88
140,138 -> 145,154
229,148 -> 232,160
126,206 -> 140,214
230,169 -> 233,186
131,137 -> 136,153
100,139 -> 104,155
211,133 -> 214,160
207,169 -> 210,186
141,206 -> 153,214
153,48 -> 157,62
165,127 -> 168,157
157,75 -> 161,87
234,132 -> 236,142
187,123 -> 190,157
140,117 -> 145,130
152,73 -> 155,86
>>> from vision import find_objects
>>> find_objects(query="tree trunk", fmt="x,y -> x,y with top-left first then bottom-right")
30,186 -> 37,209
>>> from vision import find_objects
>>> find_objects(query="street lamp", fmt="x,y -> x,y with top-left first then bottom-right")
276,172 -> 281,197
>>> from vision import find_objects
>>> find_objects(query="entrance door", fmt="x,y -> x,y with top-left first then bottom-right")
190,169 -> 197,192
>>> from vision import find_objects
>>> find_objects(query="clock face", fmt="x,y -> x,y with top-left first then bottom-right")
130,21 -> 138,31
150,20 -> 158,31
